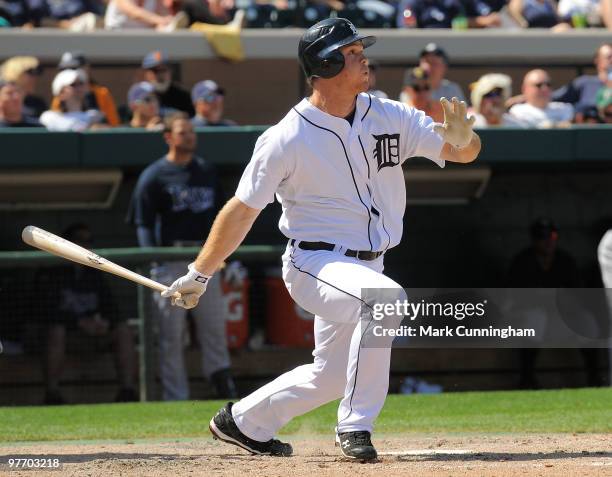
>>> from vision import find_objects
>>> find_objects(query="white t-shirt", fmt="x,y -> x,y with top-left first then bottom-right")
236,93 -> 445,252
39,110 -> 100,131
104,0 -> 159,29
473,113 -> 527,128
509,102 -> 574,128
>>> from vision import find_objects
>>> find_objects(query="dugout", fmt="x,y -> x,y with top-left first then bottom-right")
0,127 -> 611,404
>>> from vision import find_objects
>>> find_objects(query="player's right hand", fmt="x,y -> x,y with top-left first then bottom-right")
434,97 -> 476,150
161,262 -> 211,309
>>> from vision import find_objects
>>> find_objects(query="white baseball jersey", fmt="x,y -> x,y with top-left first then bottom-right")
235,93 -> 445,252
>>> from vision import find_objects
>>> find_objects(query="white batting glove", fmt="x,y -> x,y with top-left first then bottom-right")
433,97 -> 476,150
161,262 -> 211,309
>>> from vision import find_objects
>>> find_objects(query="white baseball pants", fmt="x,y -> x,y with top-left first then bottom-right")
597,230 -> 612,385
152,261 -> 231,400
232,242 -> 405,441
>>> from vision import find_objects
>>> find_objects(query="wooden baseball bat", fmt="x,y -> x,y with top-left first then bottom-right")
21,225 -> 180,297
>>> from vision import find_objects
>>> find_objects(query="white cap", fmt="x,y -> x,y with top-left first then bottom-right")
52,68 -> 88,96
470,74 -> 512,112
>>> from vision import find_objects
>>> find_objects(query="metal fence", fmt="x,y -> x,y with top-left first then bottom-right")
0,246 -> 285,406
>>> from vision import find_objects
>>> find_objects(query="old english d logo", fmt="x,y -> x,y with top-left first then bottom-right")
372,134 -> 400,171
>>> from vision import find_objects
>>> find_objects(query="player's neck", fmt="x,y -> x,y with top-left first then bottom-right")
166,150 -> 193,165
309,89 -> 357,119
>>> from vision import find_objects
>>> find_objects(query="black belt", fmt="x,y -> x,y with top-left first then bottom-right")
290,239 -> 383,261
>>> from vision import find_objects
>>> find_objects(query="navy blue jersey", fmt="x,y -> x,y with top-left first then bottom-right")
127,156 -> 223,246
552,75 -> 605,111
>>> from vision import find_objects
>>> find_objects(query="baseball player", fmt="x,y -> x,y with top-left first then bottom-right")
162,18 -> 481,460
597,230 -> 612,386
127,112 -> 237,400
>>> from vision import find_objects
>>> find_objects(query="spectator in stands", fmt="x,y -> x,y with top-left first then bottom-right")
40,69 -> 106,131
367,60 -> 388,99
396,0 -> 464,28
418,43 -> 465,101
104,0 -> 188,30
126,81 -> 163,129
509,69 -> 574,127
506,218 -> 600,388
401,66 -> 444,122
463,0 -> 506,27
51,51 -> 120,127
40,0 -> 103,31
557,0 -> 605,26
508,0 -> 572,28
574,105 -> 604,123
0,56 -> 46,118
191,80 -> 236,127
38,223 -> 138,405
596,86 -> 612,123
0,0 -> 47,27
0,80 -> 41,127
552,43 -> 612,114
142,50 -> 194,117
127,113 -> 237,400
603,0 -> 612,27
181,0 -> 236,24
470,73 -> 526,127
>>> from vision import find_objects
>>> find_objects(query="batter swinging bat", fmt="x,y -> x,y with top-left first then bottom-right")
21,225 -> 180,298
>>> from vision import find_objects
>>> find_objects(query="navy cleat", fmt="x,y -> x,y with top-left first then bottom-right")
335,431 -> 378,461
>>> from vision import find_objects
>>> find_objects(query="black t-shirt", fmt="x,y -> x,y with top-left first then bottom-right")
157,83 -> 195,117
127,156 -> 223,246
23,94 -> 47,119
35,265 -> 119,327
506,248 -> 581,288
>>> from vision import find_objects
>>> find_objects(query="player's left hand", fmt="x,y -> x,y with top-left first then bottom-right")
434,97 -> 476,150
161,262 -> 211,309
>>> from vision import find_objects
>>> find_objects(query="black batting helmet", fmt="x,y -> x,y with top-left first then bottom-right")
298,18 -> 376,79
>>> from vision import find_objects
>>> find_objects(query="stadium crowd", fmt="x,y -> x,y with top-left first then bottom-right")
0,0 -> 611,29
1,42 -> 611,129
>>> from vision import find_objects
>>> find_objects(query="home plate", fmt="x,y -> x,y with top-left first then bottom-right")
380,449 -> 473,456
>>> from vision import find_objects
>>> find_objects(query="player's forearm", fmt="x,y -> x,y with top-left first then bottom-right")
193,196 -> 260,276
444,131 -> 481,164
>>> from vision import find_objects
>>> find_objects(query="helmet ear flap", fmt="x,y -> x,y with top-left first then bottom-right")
317,49 -> 345,79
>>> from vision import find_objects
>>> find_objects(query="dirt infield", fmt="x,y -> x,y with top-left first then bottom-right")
2,434 -> 611,477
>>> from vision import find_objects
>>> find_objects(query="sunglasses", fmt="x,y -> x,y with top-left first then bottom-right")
140,95 -> 157,103
199,92 -> 222,103
533,81 -> 552,89
412,84 -> 430,92
25,67 -> 42,76
483,89 -> 503,99
71,80 -> 85,87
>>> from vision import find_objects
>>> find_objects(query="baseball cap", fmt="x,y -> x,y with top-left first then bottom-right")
128,81 -> 156,104
403,66 -> 429,87
51,69 -> 88,96
58,51 -> 87,70
419,43 -> 449,63
191,80 -> 225,103
596,87 -> 612,110
470,73 -> 512,111
142,50 -> 168,70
